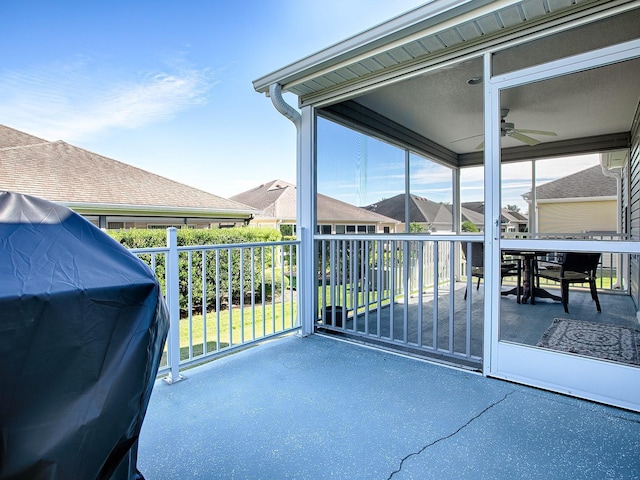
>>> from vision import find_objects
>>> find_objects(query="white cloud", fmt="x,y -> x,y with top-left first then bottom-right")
0,57 -> 215,142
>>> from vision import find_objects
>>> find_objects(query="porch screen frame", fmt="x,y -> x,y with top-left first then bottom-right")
484,38 -> 640,410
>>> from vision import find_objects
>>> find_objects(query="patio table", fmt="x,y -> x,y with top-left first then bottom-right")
503,250 -> 562,305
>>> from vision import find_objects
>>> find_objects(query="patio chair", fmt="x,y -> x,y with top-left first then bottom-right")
535,252 -> 602,314
461,242 -> 520,300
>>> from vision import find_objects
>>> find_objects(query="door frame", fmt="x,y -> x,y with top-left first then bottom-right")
483,39 -> 640,411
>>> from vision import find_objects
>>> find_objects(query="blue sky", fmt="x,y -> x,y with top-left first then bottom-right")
1,0 -> 431,198
1,0 -> 600,209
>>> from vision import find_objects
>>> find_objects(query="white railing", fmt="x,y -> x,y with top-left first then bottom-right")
501,232 -> 627,293
316,235 -> 482,366
130,228 -> 300,383
315,234 -> 627,365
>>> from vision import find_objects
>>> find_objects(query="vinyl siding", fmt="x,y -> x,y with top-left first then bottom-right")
629,101 -> 640,308
537,200 -> 616,234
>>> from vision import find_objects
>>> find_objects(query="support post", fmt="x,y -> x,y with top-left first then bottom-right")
164,227 -> 184,384
298,105 -> 317,336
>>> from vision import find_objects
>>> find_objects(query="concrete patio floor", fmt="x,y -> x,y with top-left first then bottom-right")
138,334 -> 640,479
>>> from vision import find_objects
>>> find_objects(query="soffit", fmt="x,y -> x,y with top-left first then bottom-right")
255,1 -> 640,166
317,4 -> 640,162
272,0 -> 611,106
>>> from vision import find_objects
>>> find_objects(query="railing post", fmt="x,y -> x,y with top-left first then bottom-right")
164,227 -> 184,384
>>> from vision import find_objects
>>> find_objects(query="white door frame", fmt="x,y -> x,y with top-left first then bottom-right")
483,38 -> 640,411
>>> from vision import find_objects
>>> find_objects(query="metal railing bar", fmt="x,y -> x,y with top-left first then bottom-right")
227,247 -> 233,348
417,241 -> 424,348
187,251 -> 193,360
271,244 -> 276,333
240,247 -> 245,346
280,246 -> 285,331
215,249 -> 221,353
251,246 -> 256,341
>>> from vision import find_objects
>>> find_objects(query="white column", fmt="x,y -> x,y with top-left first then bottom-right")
297,105 -> 317,336
164,227 -> 184,384
483,52 -> 501,376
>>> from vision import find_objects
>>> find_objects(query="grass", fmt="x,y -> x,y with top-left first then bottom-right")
162,297 -> 298,363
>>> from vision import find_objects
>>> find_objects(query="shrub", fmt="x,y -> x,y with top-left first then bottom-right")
109,227 -> 284,316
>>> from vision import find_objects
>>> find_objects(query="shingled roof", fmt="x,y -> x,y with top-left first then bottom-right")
523,165 -> 617,201
462,201 -> 528,224
365,194 -> 484,231
0,125 -> 47,148
0,125 -> 255,218
231,180 -> 399,224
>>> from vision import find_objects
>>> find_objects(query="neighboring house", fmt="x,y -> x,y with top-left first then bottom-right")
462,201 -> 528,233
0,125 -> 257,229
365,193 -> 483,232
522,165 -> 618,234
363,194 -> 526,233
231,179 -> 399,234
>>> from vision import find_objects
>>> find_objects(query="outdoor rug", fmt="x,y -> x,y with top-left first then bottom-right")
537,318 -> 640,365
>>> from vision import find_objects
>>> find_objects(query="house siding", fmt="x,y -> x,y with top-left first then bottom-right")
629,101 -> 640,309
537,200 -> 616,234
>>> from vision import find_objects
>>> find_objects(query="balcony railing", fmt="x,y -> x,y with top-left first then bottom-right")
315,234 -> 625,366
130,228 -> 300,383
316,235 -> 482,367
128,229 -> 625,381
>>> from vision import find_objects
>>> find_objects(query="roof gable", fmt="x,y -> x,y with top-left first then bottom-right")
231,180 -> 296,219
233,180 -> 399,224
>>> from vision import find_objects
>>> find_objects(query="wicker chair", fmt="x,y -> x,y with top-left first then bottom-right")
535,252 -> 602,314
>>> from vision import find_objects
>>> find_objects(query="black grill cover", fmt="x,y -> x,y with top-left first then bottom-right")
0,192 -> 169,480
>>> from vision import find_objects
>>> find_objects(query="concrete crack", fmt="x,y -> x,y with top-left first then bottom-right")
387,390 -> 515,479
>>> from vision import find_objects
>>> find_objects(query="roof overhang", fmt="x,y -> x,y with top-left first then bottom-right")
254,0 -> 639,168
253,0 -> 493,96
254,0 -> 635,105
61,202 -> 258,219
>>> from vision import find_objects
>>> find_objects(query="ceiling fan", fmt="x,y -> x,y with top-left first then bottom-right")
452,109 -> 557,149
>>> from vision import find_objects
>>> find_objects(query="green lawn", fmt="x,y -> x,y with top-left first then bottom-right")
170,299 -> 298,361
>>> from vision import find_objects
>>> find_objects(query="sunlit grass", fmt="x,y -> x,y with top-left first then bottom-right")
176,299 -> 298,360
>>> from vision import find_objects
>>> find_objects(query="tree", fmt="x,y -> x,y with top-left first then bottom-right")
461,220 -> 479,232
409,222 -> 425,232
506,204 -> 521,213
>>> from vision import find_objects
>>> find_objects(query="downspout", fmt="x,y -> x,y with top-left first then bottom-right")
269,83 -> 301,129
600,153 -> 625,289
268,84 -> 311,335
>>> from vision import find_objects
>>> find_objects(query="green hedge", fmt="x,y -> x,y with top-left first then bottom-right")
109,227 -> 284,316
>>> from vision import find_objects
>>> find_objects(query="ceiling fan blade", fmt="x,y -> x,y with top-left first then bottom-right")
515,128 -> 557,136
509,131 -> 540,146
450,133 -> 484,144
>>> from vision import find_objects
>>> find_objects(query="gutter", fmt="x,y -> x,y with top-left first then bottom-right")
535,196 -> 617,204
60,202 -> 259,218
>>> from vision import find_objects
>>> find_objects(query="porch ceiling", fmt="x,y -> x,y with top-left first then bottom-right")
254,1 -> 640,167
